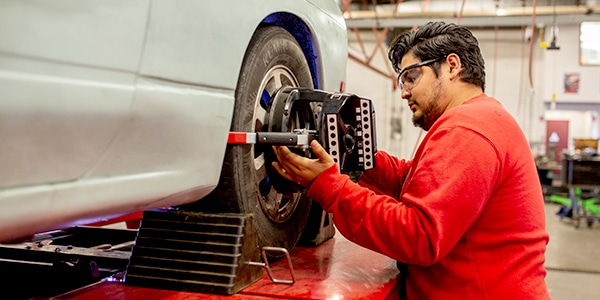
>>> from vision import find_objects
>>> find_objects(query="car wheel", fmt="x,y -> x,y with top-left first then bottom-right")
186,26 -> 314,256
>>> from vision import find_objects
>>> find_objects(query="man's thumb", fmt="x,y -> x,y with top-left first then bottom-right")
311,140 -> 333,163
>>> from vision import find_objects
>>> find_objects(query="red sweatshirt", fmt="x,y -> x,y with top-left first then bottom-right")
307,94 -> 550,299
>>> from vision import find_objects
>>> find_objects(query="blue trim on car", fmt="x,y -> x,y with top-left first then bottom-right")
262,13 -> 320,89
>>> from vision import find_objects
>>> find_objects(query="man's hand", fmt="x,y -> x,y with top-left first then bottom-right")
272,140 -> 336,187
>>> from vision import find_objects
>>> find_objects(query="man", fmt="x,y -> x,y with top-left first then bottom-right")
272,21 -> 550,299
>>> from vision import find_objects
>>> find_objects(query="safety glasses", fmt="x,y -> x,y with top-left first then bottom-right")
397,56 -> 447,91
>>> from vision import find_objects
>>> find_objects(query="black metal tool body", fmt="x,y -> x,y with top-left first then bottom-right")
228,87 -> 377,182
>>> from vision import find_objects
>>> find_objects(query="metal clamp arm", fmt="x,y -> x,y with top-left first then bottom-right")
247,246 -> 296,285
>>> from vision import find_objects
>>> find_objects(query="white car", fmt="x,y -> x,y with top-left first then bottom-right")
0,0 -> 348,253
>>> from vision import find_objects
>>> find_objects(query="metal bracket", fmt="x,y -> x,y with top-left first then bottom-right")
227,130 -> 315,150
247,246 -> 296,284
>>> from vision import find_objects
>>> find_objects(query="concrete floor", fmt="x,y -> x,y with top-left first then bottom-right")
544,201 -> 600,299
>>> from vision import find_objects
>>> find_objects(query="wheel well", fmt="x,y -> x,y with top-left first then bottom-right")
261,13 -> 321,89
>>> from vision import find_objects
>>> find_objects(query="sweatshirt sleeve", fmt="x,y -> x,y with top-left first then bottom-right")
357,151 -> 412,198
306,126 -> 500,266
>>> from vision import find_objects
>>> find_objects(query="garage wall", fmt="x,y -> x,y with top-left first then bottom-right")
543,24 -> 600,103
346,30 -> 421,159
344,25 -> 593,159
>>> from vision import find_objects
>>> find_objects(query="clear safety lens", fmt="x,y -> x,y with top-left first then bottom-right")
398,67 -> 423,91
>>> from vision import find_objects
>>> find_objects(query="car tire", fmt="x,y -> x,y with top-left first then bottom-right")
185,26 -> 314,256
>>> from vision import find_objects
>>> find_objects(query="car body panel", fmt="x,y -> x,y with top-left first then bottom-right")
0,0 -> 347,242
0,0 -> 149,71
0,60 -> 134,188
0,0 -> 147,188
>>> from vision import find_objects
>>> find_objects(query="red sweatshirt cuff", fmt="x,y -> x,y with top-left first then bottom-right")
306,164 -> 347,213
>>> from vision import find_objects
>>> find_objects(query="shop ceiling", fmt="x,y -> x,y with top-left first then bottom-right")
344,0 -> 600,28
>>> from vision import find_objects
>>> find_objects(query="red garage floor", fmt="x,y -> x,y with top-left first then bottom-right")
54,231 -> 400,300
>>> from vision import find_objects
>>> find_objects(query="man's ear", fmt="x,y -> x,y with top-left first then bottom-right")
446,53 -> 462,80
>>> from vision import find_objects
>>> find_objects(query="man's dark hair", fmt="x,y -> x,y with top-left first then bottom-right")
388,21 -> 486,91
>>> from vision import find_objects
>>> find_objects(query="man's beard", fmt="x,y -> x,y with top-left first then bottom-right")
412,104 -> 439,131
412,83 -> 444,131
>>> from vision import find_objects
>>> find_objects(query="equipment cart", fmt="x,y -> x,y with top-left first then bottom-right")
557,153 -> 600,228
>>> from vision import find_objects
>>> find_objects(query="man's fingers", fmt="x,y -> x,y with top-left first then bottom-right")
272,161 -> 293,181
271,142 -> 334,187
272,146 -> 301,173
273,145 -> 296,161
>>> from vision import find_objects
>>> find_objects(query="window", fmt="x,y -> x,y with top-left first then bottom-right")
580,22 -> 600,66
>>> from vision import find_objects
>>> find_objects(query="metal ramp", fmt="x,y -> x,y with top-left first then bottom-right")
124,209 -> 263,295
